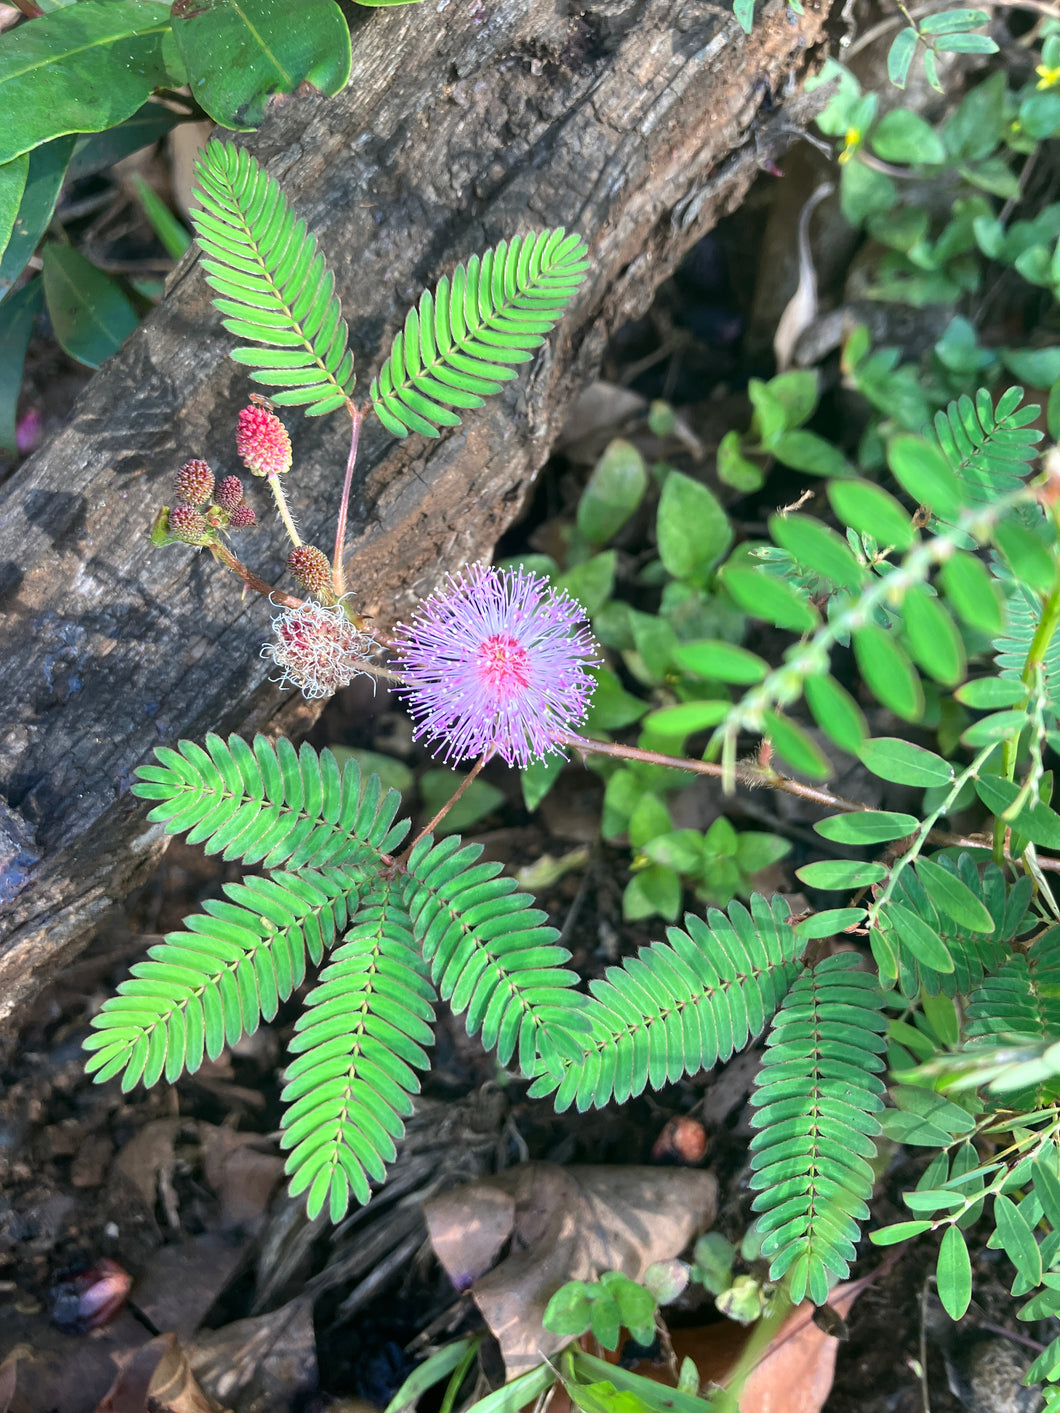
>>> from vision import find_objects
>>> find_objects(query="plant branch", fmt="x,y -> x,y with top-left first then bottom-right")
400,751 -> 493,861
333,404 -> 363,600
208,541 -> 304,609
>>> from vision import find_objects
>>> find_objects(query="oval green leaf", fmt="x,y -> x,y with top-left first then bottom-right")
0,0 -> 171,165
955,678 -> 1027,709
656,471 -> 731,584
769,513 -> 868,591
937,1226 -> 972,1319
673,640 -> 768,685
793,907 -> 867,938
814,811 -> 919,844
881,902 -> 954,973
797,860 -> 889,890
902,585 -> 966,687
804,673 -> 867,754
41,243 -> 139,368
853,623 -> 924,722
859,737 -> 953,787
939,552 -> 1003,635
763,711 -> 831,779
720,564 -> 819,633
827,478 -> 915,551
914,857 -> 994,933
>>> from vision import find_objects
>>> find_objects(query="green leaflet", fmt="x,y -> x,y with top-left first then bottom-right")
369,230 -> 590,437
189,141 -> 356,416
749,953 -> 888,1305
281,878 -> 436,1222
526,895 -> 802,1111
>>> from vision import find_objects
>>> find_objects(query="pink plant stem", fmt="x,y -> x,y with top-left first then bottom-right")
556,732 -> 1060,872
210,541 -> 304,609
333,404 -> 363,600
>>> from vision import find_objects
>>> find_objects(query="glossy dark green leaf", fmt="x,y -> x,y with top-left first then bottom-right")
0,154 -> 29,260
173,0 -> 351,131
41,244 -> 139,367
0,135 -> 75,302
0,276 -> 43,455
993,1194 -> 1042,1285
67,101 -> 184,182
853,623 -> 924,721
0,1 -> 171,165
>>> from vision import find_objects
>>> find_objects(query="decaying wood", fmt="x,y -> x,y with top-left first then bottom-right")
0,0 -> 830,1032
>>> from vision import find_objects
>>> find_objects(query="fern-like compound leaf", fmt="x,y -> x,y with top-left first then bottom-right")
883,856 -> 1031,1000
84,866 -> 360,1091
131,733 -> 410,872
190,141 -> 355,416
967,926 -> 1060,1043
369,231 -> 590,438
994,547 -> 1060,715
402,834 -> 589,1077
749,953 -> 887,1306
932,386 -> 1042,508
280,877 -> 436,1223
527,895 -> 802,1111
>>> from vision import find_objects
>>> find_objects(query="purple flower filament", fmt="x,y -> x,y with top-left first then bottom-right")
393,564 -> 599,768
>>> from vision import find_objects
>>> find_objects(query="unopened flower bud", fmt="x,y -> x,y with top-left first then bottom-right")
229,503 -> 257,529
237,404 -> 292,476
175,459 -> 215,506
169,503 -> 210,544
288,545 -> 333,595
216,475 -> 245,511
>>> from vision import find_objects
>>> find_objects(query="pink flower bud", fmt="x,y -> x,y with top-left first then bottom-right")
237,404 -> 292,476
175,459 -> 215,506
216,475 -> 245,511
287,545 -> 333,595
229,503 -> 257,529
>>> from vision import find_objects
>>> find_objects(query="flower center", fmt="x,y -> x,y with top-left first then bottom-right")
475,633 -> 531,697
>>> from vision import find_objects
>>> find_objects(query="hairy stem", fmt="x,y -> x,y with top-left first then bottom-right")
267,472 -> 302,548
333,405 -> 363,600
208,541 -> 303,609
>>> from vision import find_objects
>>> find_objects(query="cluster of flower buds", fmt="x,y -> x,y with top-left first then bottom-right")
153,433 -> 262,550
237,398 -> 292,477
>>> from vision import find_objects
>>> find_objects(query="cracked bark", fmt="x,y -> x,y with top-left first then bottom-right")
0,0 -> 831,1034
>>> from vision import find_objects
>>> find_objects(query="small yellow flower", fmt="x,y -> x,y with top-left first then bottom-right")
838,127 -> 862,164
1036,63 -> 1060,90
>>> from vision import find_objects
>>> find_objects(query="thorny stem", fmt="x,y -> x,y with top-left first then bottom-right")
333,404 -> 363,600
400,751 -> 493,861
209,541 -> 303,610
266,471 -> 302,549
557,732 -> 1060,870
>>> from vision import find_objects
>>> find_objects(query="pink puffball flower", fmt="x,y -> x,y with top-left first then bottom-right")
392,563 -> 599,768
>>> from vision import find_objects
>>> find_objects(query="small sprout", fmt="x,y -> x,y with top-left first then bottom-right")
175,458 -> 215,506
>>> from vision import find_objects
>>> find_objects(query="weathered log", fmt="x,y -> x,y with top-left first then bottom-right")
0,0 -> 829,1032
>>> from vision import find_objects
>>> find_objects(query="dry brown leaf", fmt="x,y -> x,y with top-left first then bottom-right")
187,1296 -> 317,1411
198,1124 -> 283,1232
131,1234 -> 250,1341
94,1333 -> 227,1413
424,1162 -> 717,1377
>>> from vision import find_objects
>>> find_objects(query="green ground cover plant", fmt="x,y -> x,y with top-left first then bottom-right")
77,10 -> 1060,1406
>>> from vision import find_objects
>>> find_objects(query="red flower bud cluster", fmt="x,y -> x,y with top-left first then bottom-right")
237,404 -> 292,476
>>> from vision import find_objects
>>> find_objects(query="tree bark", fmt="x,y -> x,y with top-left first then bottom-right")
0,0 -> 829,1032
